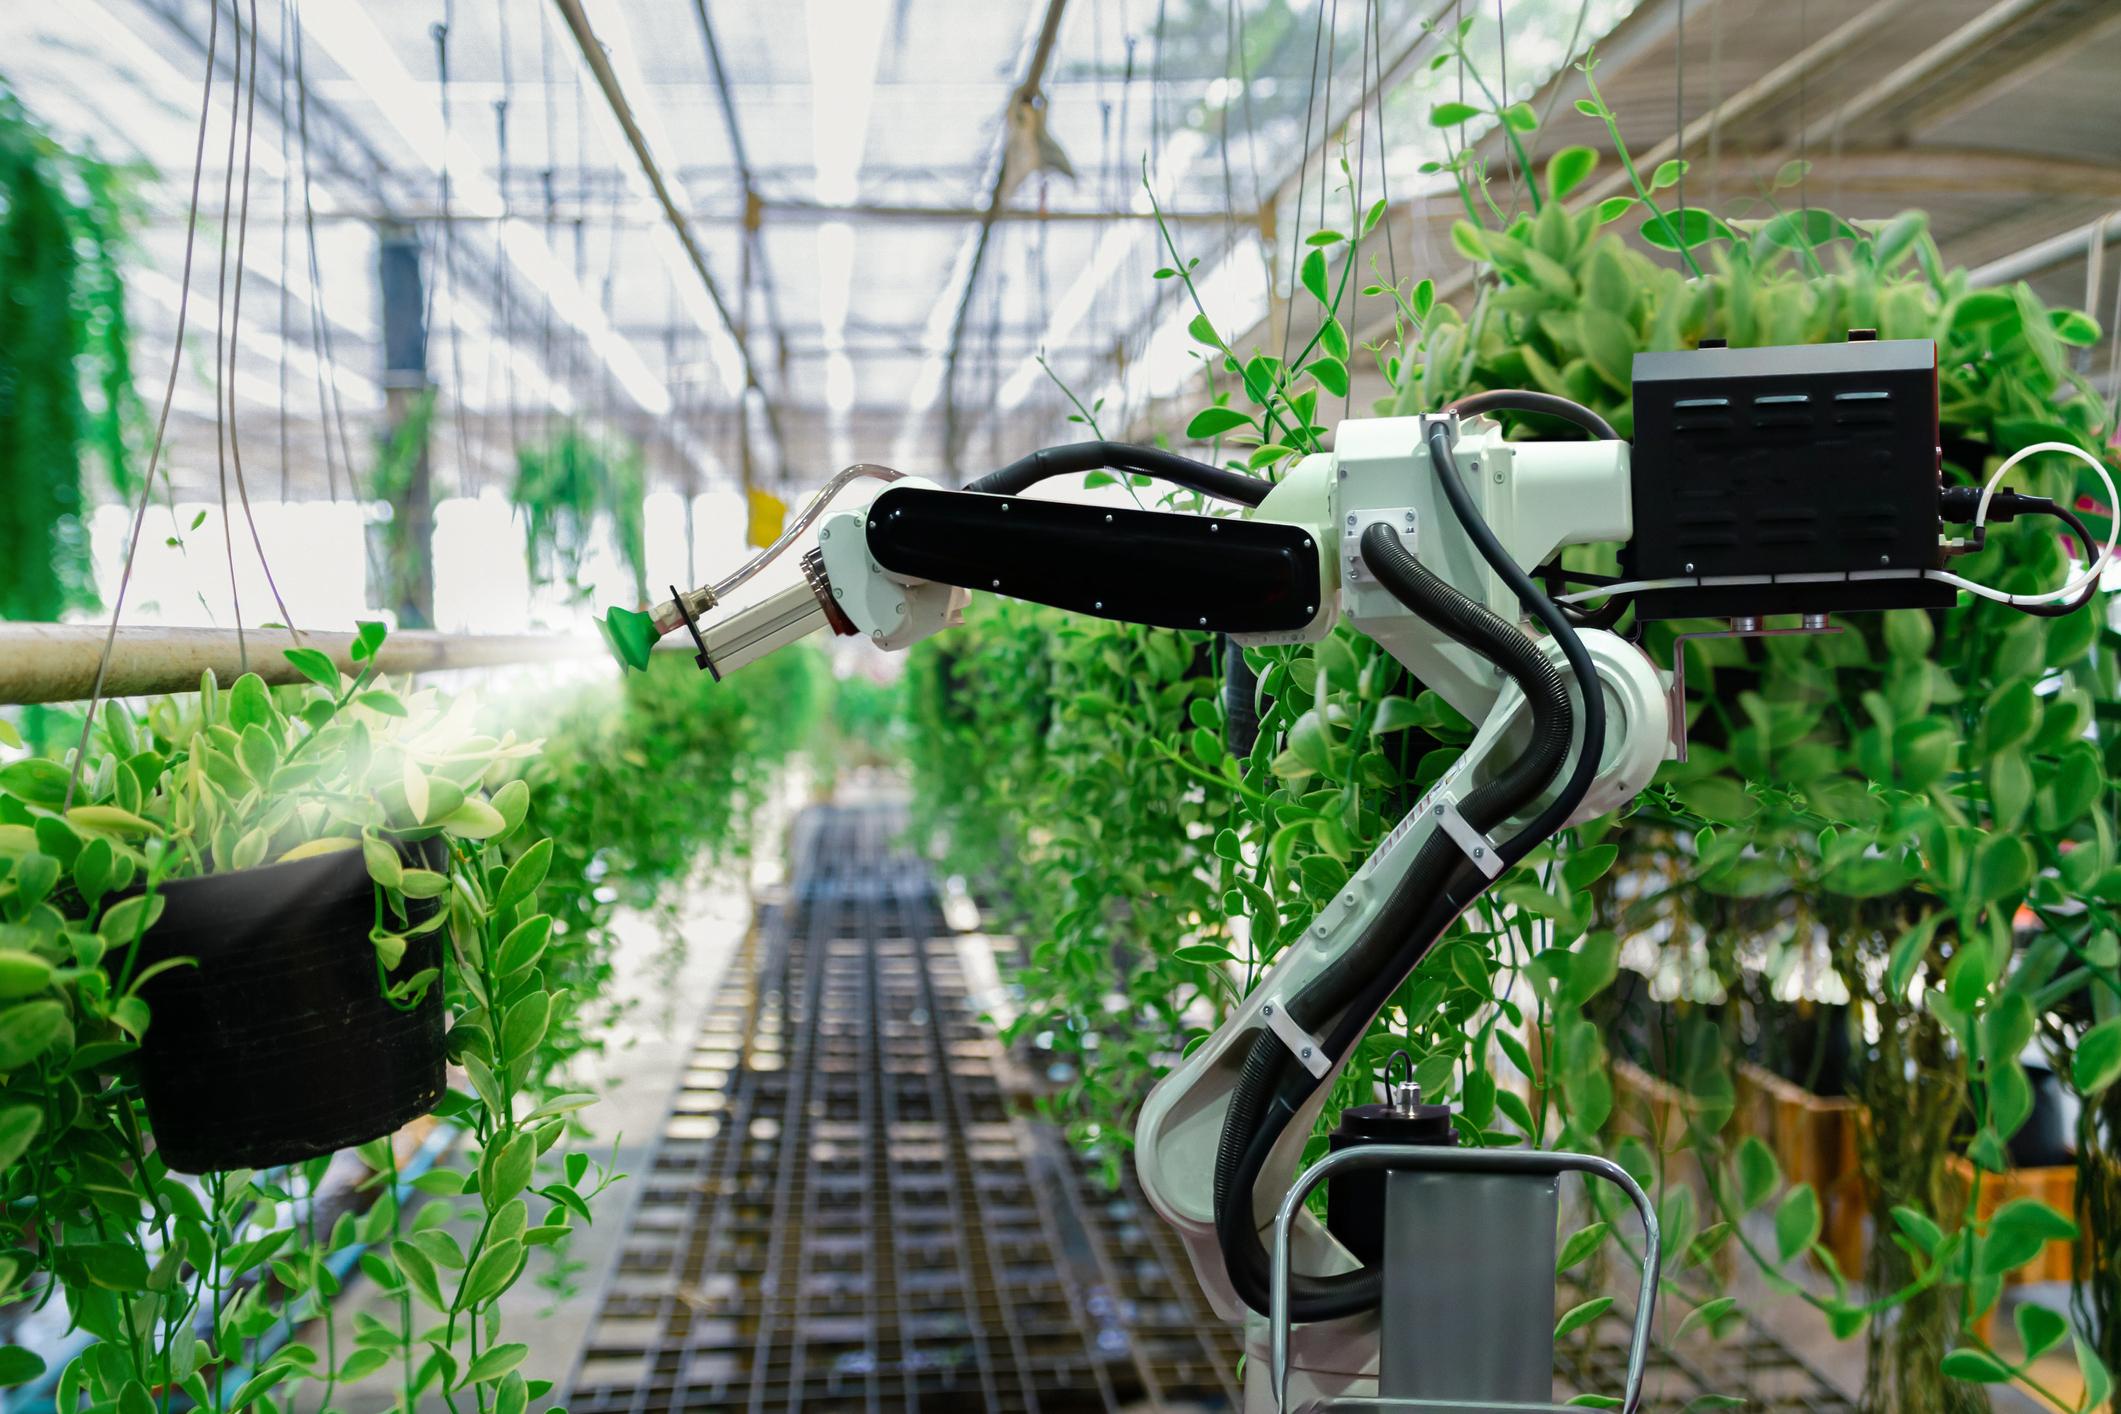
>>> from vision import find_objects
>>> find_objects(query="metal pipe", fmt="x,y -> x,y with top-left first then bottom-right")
0,626 -> 612,705
550,0 -> 784,455
1968,209 -> 2121,289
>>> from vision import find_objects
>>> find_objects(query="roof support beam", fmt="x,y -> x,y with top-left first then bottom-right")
1792,0 -> 2060,151
1573,0 -> 1922,205
690,0 -> 792,387
938,0 -> 1070,481
552,0 -> 784,454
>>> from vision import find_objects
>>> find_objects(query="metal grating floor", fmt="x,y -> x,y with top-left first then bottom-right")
566,803 -> 1243,1414
568,799 -> 1859,1414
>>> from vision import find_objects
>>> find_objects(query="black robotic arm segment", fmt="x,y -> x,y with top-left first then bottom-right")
965,441 -> 1275,507
863,485 -> 1322,634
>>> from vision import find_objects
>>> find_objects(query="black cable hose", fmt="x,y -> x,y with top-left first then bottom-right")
1208,525 -> 1574,1319
965,441 -> 1273,507
1445,389 -> 1621,442
1425,419 -> 1606,856
2009,504 -> 2103,618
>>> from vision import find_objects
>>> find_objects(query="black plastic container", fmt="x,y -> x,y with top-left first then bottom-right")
118,839 -> 447,1174
1326,1097 -> 1458,1266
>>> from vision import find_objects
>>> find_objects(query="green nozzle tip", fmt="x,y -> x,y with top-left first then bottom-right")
600,606 -> 658,672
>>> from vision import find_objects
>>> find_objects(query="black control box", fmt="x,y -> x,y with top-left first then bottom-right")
1626,336 -> 1953,621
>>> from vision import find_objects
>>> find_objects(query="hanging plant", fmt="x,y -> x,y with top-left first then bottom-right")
510,424 -> 648,606
0,85 -> 142,623
0,626 -> 615,1412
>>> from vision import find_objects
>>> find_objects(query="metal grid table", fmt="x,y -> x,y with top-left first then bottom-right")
566,803 -> 1243,1414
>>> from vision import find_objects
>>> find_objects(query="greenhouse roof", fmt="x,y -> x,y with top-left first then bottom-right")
4,0 -> 2118,513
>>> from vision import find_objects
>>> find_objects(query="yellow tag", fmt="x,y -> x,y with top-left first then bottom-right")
746,488 -> 787,549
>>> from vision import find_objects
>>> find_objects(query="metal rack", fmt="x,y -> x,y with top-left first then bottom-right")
566,803 -> 1243,1413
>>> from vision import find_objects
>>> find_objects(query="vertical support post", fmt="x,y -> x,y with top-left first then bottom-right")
379,225 -> 434,628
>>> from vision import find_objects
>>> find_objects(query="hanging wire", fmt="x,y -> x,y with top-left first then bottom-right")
66,0 -> 224,808
294,0 -> 362,504
1281,0 -> 1327,366
1675,0 -> 1686,270
277,0 -> 291,502
211,0 -> 251,671
1368,0 -> 1396,290
223,0 -> 300,640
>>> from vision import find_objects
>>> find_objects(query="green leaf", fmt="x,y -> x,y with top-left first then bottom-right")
1774,1184 -> 1822,1262
1891,1205 -> 1944,1257
1556,1222 -> 1608,1272
1185,406 -> 1252,440
1885,914 -> 1944,998
461,1237 -> 524,1306
282,647 -> 341,690
355,691 -> 408,718
439,798 -> 506,839
0,760 -> 69,808
1980,1196 -> 2076,1275
338,1348 -> 391,1382
463,1343 -> 529,1386
1673,776 -> 1757,824
2073,1016 -> 2121,1093
1304,357 -> 1348,397
497,915 -> 553,976
1639,207 -> 1733,251
1500,101 -> 1537,132
1562,844 -> 1619,893
1970,833 -> 2033,905
0,1346 -> 46,1386
0,1001 -> 70,1070
1594,196 -> 1637,224
1939,1349 -> 2014,1383
2075,1333 -> 2113,1411
1675,1296 -> 1735,1340
1371,695 -> 1423,734
1300,249 -> 1330,307
1430,101 -> 1483,127
1735,1134 -> 1781,1210
1174,944 -> 1236,965
2014,1302 -> 2068,1359
1650,159 -> 1689,191
363,836 -> 404,891
1554,1296 -> 1613,1338
525,1091 -> 599,1121
0,1105 -> 44,1173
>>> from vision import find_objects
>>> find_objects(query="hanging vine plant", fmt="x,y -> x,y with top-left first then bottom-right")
510,425 -> 648,607
0,84 -> 142,623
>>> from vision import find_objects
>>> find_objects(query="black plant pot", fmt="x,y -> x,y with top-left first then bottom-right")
119,839 -> 448,1174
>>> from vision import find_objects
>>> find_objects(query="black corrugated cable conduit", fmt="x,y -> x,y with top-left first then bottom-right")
966,442 -> 1273,508
1209,523 -> 1574,1320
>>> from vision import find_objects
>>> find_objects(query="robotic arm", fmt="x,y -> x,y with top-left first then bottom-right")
602,335 -> 2108,1409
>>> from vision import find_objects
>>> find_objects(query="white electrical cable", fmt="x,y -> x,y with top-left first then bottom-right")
1558,441 -> 2118,610
1939,440 -> 2118,605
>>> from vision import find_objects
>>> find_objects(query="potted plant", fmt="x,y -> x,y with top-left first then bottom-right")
0,622 -> 537,1173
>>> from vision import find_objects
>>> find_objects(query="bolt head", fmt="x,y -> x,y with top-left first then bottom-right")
1347,515 -> 1358,526
820,528 -> 830,539
1301,1047 -> 1312,1059
1105,514 -> 1113,523
1879,554 -> 1890,566
1199,617 -> 1208,626
992,579 -> 1001,588
1094,601 -> 1103,610
1684,563 -> 1696,574
1262,1004 -> 1273,1016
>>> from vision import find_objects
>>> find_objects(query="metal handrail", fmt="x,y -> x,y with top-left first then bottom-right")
1269,1144 -> 1663,1414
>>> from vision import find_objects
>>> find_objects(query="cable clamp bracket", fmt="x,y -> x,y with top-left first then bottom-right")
1432,790 -> 1502,879
670,583 -> 720,681
1259,996 -> 1330,1079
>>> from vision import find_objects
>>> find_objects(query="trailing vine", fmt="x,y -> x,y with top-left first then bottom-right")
0,85 -> 141,623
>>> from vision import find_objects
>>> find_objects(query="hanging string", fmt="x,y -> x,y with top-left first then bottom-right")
211,0 -> 250,672
1496,0 -> 1517,212
278,0 -> 291,503
1675,0 -> 1686,269
66,0 -> 224,808
224,0 -> 301,640
1282,0 -> 1327,367
1369,0 -> 1396,290
294,0 -> 362,503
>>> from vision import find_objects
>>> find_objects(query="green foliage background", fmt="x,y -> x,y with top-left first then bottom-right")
904,111 -> 2121,1411
0,86 -> 139,623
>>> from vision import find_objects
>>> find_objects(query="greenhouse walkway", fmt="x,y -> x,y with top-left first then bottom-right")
561,800 -> 1244,1414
